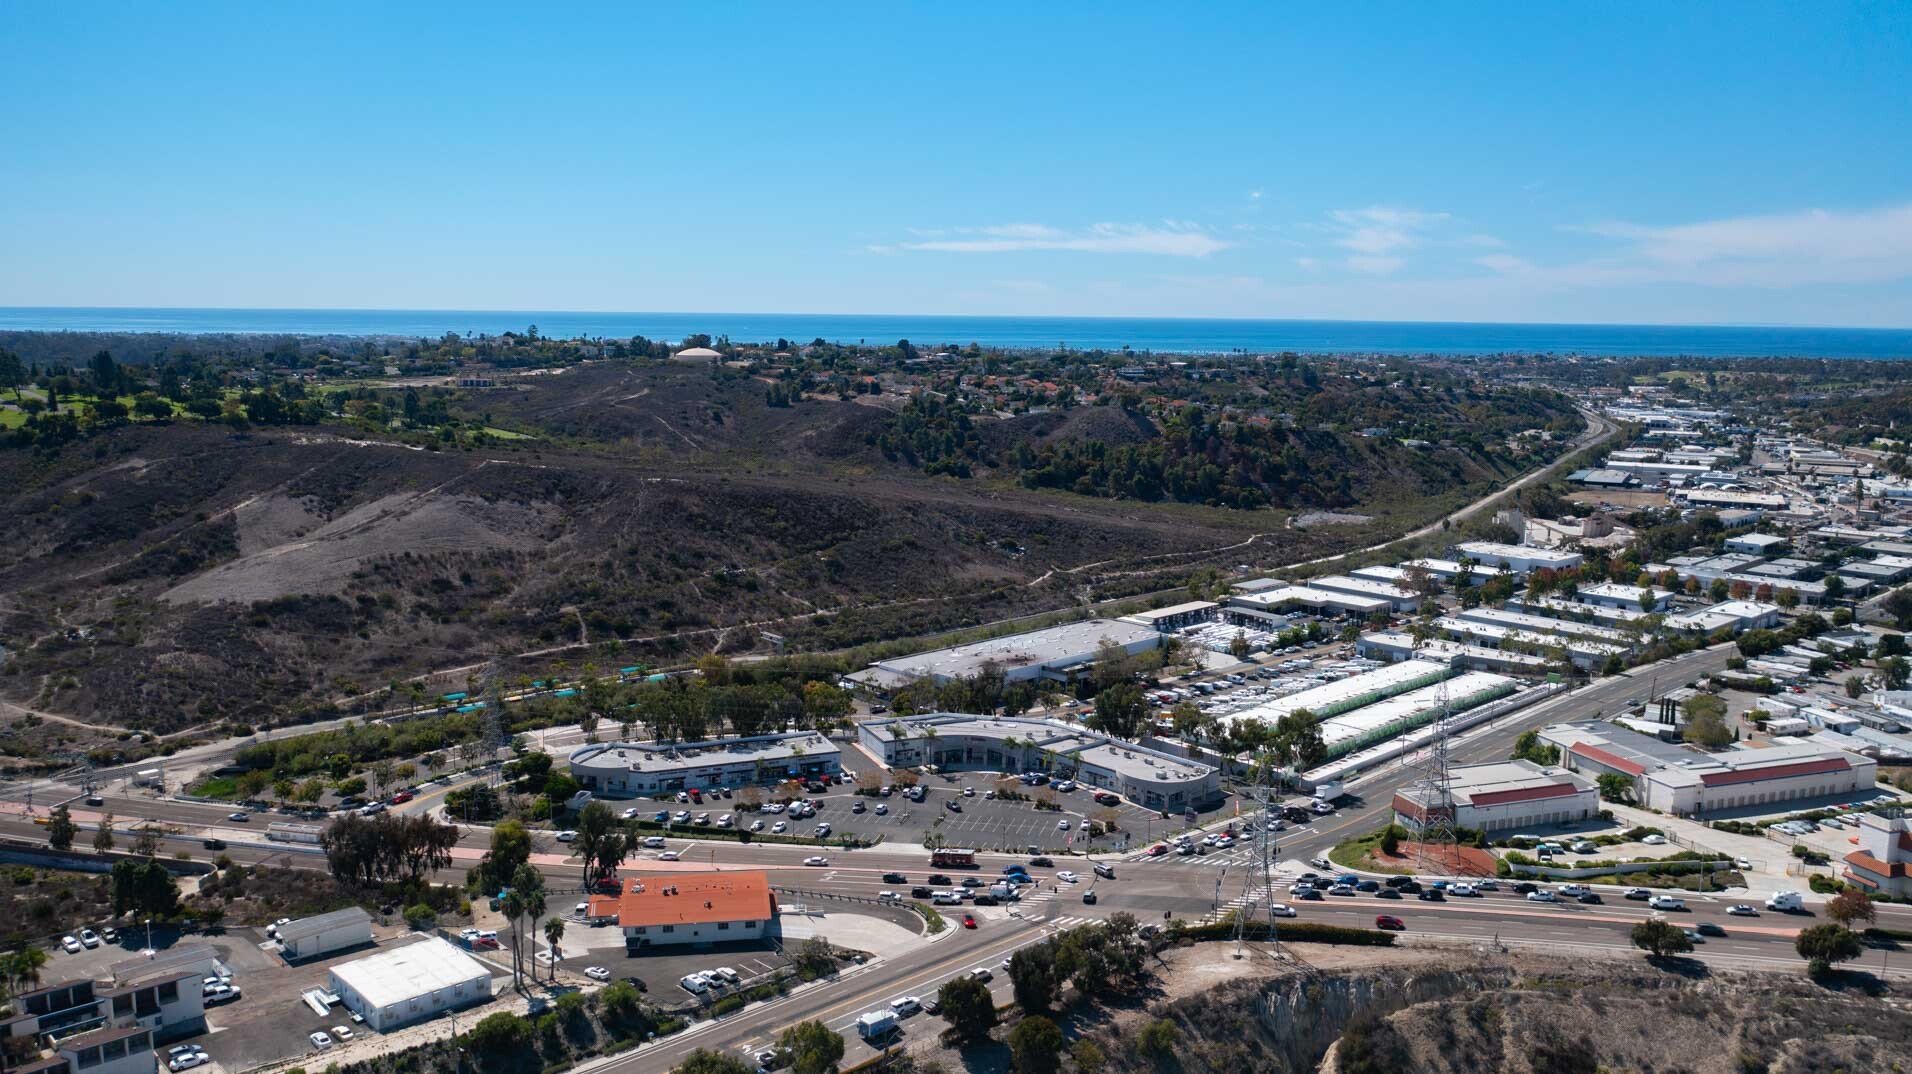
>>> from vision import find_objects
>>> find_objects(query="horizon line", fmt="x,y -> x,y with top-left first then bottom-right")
2,304 -> 1911,335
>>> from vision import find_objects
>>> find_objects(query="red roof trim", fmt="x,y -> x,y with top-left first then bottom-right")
1699,757 -> 1849,787
1467,783 -> 1583,808
1844,850 -> 1909,879
1570,743 -> 1645,776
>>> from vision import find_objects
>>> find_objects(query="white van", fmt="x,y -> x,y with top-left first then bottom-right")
1765,890 -> 1805,912
642,835 -> 667,849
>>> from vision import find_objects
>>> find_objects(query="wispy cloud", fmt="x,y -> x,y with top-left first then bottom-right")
1345,255 -> 1406,275
1572,203 -> 1912,286
898,222 -> 1231,257
1328,207 -> 1451,255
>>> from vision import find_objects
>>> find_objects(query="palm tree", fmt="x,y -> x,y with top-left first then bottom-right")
6,945 -> 48,993
543,917 -> 566,983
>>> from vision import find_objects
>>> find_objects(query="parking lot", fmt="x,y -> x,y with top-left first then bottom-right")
590,937 -> 792,1009
638,775 -> 1204,855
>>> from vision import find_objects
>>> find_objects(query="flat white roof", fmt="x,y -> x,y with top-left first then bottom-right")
1456,541 -> 1584,567
1316,672 -> 1515,746
871,618 -> 1161,679
1450,606 -> 1633,644
1230,586 -> 1390,613
1308,575 -> 1416,602
1224,660 -> 1449,727
330,938 -> 489,1010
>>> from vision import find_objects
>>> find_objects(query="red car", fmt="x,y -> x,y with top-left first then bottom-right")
389,791 -> 414,804
961,915 -> 977,930
1147,844 -> 1168,857
1374,915 -> 1405,931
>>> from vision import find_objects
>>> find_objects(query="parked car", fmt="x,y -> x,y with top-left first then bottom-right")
78,928 -> 100,948
61,936 -> 81,953
310,1032 -> 334,1050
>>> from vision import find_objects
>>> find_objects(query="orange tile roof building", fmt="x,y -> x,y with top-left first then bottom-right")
611,873 -> 777,948
1844,812 -> 1912,898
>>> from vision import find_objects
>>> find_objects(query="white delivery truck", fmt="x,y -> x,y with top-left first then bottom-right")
1765,890 -> 1805,912
989,881 -> 1017,900
856,1011 -> 897,1041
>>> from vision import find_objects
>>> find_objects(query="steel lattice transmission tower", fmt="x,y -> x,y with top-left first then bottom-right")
1402,652 -> 1460,876
1231,748 -> 1284,957
481,659 -> 509,779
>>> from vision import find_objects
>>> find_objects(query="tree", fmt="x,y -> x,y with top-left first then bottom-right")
1595,773 -> 1634,803
1511,729 -> 1560,765
46,803 -> 76,851
1008,944 -> 1058,1013
937,976 -> 997,1044
672,1050 -> 754,1074
1007,1015 -> 1064,1074
1228,632 -> 1251,661
1088,682 -> 1146,740
1629,919 -> 1692,960
467,1011 -> 534,1057
1882,656 -> 1911,691
111,859 -> 180,917
1379,826 -> 1400,856
5,943 -> 50,995
502,864 -> 546,991
791,937 -> 836,979
1680,694 -> 1733,748
573,801 -> 617,888
1138,1019 -> 1179,1060
778,1020 -> 845,1074
479,819 -> 532,893
542,917 -> 566,983
1794,923 -> 1863,976
131,824 -> 162,858
93,811 -> 115,854
1071,1040 -> 1107,1074
1271,709 -> 1326,770
1826,889 -> 1876,929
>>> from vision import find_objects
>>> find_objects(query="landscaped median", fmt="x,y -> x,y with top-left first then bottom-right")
1155,915 -> 1397,948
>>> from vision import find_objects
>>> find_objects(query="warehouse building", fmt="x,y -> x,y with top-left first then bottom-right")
1575,582 -> 1673,612
278,907 -> 373,962
329,938 -> 493,1032
1661,600 -> 1781,636
614,872 -> 777,949
1392,760 -> 1597,835
1434,618 -> 1629,670
851,619 -> 1164,688
569,731 -> 840,797
1356,632 -> 1552,674
1724,533 -> 1788,555
1117,600 -> 1218,631
1450,606 -> 1634,646
1542,721 -> 1877,816
1226,660 -> 1454,728
1454,542 -> 1584,576
858,714 -> 1220,812
1225,585 -> 1390,621
1304,574 -> 1421,612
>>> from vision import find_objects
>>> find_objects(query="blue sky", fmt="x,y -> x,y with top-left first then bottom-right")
3,3 -> 1910,326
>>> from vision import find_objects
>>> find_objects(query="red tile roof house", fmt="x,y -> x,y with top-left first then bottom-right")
613,873 -> 778,949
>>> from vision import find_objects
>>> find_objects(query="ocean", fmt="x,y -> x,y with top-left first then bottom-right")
1,307 -> 1909,359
